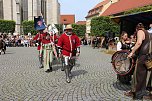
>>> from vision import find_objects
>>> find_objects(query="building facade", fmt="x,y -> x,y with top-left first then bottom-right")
60,14 -> 75,31
0,0 -> 60,34
85,0 -> 119,34
60,15 -> 75,25
76,21 -> 86,25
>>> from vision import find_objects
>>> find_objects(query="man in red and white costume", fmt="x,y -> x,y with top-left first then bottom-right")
57,24 -> 81,83
33,30 -> 47,68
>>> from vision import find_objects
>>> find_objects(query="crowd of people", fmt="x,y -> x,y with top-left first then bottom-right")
81,32 -> 117,50
0,33 -> 38,48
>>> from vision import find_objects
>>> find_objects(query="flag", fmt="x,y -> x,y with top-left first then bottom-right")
48,24 -> 58,35
34,16 -> 46,31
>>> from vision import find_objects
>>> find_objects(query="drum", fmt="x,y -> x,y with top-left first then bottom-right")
111,50 -> 135,76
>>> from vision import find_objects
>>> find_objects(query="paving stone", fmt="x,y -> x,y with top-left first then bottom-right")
0,47 -> 133,101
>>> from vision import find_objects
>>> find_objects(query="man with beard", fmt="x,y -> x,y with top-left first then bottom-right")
57,25 -> 81,83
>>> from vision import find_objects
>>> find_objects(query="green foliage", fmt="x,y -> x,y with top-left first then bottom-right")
55,24 -> 63,35
124,5 -> 152,15
22,20 -> 37,35
0,19 -> 15,33
72,24 -> 86,37
91,16 -> 120,36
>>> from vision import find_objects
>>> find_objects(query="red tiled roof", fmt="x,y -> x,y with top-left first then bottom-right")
76,21 -> 86,25
86,0 -> 109,18
60,15 -> 75,24
93,0 -> 109,9
85,12 -> 99,18
101,0 -> 152,16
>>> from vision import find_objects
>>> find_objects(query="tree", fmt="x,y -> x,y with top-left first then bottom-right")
0,20 -> 15,33
91,16 -> 120,36
72,24 -> 86,37
22,20 -> 37,35
55,24 -> 63,35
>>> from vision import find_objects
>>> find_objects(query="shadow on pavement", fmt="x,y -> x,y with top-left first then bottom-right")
72,70 -> 88,77
53,65 -> 62,71
112,81 -> 131,91
75,64 -> 80,67
6,52 -> 15,54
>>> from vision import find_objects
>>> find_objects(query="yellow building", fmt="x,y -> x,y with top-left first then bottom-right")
85,0 -> 119,35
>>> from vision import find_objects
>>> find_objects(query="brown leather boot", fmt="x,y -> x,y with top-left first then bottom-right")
124,90 -> 134,98
143,94 -> 152,100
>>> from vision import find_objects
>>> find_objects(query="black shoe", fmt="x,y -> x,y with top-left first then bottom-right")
66,77 -> 71,83
61,68 -> 64,71
50,67 -> 53,72
45,69 -> 51,73
61,66 -> 64,71
39,65 -> 43,68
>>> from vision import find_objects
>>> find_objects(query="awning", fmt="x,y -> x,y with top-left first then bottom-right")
111,10 -> 152,24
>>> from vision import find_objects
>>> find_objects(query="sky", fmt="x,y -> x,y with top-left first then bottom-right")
58,0 -> 102,22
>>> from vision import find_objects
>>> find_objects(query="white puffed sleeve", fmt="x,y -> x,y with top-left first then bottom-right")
117,41 -> 122,51
148,28 -> 152,34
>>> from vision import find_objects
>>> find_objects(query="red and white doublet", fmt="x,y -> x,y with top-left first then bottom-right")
33,32 -> 47,50
57,33 -> 80,57
42,39 -> 52,44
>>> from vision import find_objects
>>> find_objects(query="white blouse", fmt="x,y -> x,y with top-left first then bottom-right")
117,41 -> 122,51
148,28 -> 152,34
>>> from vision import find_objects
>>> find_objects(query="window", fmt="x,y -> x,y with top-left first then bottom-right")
96,8 -> 99,13
41,0 -> 47,23
21,0 -> 28,21
0,0 -> 3,19
63,19 -> 67,21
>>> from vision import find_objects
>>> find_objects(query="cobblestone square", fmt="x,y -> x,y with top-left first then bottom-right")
0,46 -> 132,101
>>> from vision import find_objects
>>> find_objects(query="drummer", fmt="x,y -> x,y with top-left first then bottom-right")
116,31 -> 131,72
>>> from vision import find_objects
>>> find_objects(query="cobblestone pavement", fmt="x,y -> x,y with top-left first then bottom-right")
0,46 -> 133,101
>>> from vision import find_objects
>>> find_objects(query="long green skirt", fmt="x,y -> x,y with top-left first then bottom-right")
43,44 -> 53,71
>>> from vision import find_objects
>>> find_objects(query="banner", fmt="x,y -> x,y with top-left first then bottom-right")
34,16 -> 46,31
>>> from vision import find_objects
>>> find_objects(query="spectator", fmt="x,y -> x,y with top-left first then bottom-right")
117,31 -> 130,51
